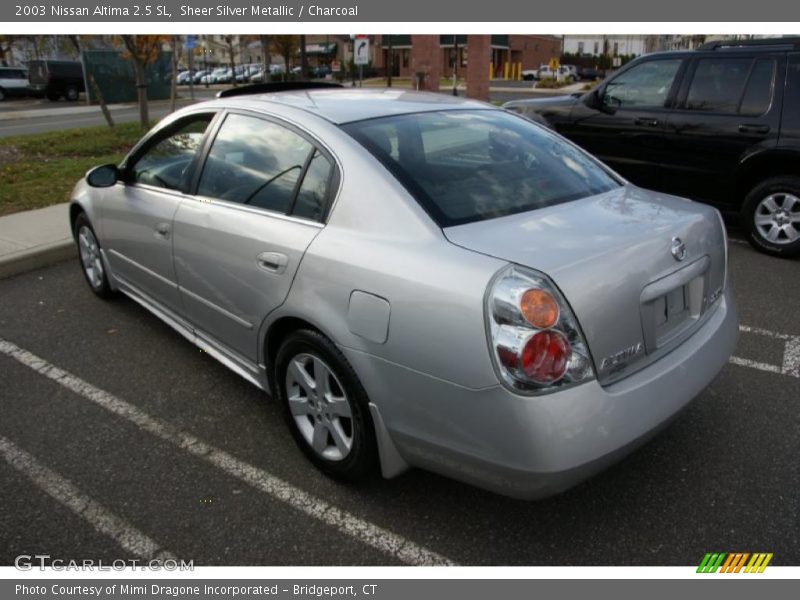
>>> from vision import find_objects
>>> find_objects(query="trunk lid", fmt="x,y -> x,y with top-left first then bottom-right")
445,185 -> 727,385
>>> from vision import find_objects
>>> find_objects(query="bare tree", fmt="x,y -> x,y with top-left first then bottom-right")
170,35 -> 181,113
259,35 -> 271,83
300,35 -> 308,79
0,36 -> 18,67
121,35 -> 166,130
272,36 -> 299,81
69,35 -> 114,128
223,35 -> 237,86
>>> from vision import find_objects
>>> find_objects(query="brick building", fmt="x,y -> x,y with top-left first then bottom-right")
372,35 -> 561,79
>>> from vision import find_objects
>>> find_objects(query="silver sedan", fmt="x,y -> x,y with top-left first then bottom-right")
70,87 -> 738,499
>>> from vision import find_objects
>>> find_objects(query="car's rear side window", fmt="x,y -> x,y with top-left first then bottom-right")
684,57 -> 776,115
784,53 -> 800,130
343,110 -> 620,227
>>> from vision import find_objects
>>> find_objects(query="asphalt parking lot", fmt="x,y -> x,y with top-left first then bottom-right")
0,234 -> 798,566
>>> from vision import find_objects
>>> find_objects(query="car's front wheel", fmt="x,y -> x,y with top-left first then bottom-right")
742,176 -> 800,257
274,329 -> 378,481
74,212 -> 115,299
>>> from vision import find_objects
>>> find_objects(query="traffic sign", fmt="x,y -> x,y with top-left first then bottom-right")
549,57 -> 560,71
185,35 -> 197,50
354,38 -> 370,66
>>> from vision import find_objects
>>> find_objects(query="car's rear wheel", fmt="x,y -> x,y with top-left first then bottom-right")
74,213 -> 115,299
274,329 -> 378,481
741,176 -> 800,257
64,86 -> 79,101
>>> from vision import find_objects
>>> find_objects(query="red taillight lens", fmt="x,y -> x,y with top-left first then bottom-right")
520,330 -> 570,384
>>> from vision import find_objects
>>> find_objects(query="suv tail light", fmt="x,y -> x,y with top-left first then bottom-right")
486,265 -> 595,394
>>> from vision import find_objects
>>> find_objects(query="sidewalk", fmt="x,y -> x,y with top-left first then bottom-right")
0,203 -> 75,279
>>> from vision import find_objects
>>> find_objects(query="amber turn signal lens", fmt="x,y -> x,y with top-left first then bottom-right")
519,289 -> 559,328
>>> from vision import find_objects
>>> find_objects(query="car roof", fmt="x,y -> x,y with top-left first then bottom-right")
206,88 -> 497,125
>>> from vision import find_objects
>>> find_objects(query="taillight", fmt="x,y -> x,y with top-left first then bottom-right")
486,265 -> 594,394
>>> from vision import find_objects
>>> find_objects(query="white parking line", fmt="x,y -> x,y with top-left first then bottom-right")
0,337 -> 455,567
730,325 -> 800,379
0,435 -> 175,562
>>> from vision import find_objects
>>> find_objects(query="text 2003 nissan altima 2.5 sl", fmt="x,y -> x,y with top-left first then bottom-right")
69,85 -> 738,499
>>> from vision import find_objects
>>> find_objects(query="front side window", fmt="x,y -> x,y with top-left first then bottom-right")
603,59 -> 682,109
197,113 -> 333,221
344,109 -> 620,227
129,115 -> 213,191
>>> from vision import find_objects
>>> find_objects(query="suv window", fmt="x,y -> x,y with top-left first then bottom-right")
685,57 -> 774,114
129,115 -> 214,191
1,69 -> 26,79
603,59 -> 682,109
198,114 -> 315,215
739,59 -> 776,116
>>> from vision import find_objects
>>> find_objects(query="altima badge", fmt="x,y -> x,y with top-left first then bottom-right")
671,237 -> 687,262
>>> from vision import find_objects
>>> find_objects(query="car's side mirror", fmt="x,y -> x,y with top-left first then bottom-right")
600,94 -> 622,115
86,164 -> 120,188
585,87 -> 622,115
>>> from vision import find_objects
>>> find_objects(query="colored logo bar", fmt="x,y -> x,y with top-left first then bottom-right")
697,553 -> 773,573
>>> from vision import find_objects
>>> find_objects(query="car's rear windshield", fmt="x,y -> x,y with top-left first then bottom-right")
342,109 -> 620,227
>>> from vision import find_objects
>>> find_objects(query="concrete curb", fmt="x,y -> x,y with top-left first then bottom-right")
0,240 -> 76,280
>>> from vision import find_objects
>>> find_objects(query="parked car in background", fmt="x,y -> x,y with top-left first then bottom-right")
313,65 -> 332,78
201,68 -> 227,85
562,65 -> 579,79
504,37 -> 800,256
27,59 -> 85,101
536,65 -> 572,80
521,68 -> 540,81
192,69 -> 210,84
578,66 -> 603,81
0,66 -> 31,101
176,70 -> 196,85
69,84 -> 737,499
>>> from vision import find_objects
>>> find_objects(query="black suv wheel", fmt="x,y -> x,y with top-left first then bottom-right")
741,176 -> 800,257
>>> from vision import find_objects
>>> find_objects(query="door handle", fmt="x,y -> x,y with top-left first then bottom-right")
738,124 -> 770,134
256,251 -> 288,274
634,117 -> 660,127
154,222 -> 171,239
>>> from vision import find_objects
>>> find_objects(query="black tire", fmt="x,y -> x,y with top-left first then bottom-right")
64,86 -> 79,101
274,329 -> 378,481
73,212 -> 116,299
741,176 -> 800,258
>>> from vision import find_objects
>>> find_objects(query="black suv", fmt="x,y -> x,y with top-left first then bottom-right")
505,38 -> 800,257
27,59 -> 85,102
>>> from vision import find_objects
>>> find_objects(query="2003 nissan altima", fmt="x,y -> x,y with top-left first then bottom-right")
69,84 -> 738,499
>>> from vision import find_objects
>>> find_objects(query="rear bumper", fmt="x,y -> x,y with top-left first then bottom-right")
343,288 -> 738,499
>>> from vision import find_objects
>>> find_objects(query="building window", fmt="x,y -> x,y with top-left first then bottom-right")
578,42 -> 584,55
614,42 -> 619,56
593,41 -> 599,54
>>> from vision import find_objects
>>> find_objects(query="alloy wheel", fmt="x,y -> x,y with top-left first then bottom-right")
77,225 -> 105,290
754,193 -> 800,245
285,353 -> 354,461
